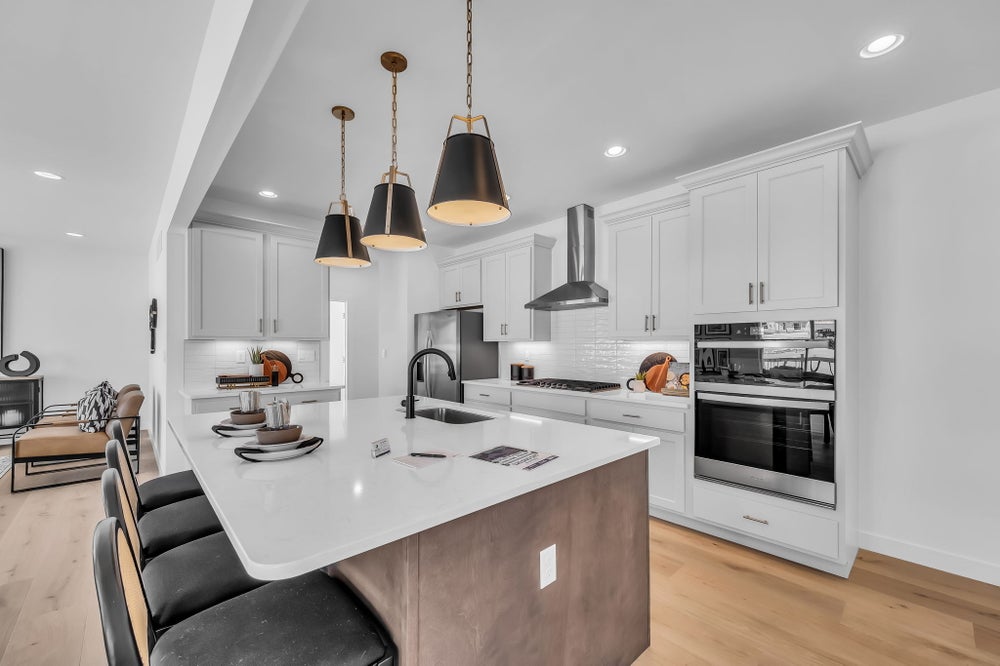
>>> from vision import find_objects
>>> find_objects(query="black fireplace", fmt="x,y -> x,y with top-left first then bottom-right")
0,377 -> 43,443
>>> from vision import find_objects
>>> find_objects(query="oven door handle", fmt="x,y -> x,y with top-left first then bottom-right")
696,340 -> 832,349
697,393 -> 831,411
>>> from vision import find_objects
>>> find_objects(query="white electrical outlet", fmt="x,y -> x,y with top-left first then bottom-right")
540,544 -> 556,589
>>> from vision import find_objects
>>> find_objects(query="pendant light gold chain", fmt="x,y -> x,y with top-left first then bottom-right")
391,70 -> 399,170
466,0 -> 473,118
339,113 -> 347,202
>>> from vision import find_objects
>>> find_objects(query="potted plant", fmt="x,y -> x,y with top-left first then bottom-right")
247,346 -> 265,377
626,371 -> 647,393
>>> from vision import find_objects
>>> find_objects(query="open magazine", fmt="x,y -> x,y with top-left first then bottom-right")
470,445 -> 558,471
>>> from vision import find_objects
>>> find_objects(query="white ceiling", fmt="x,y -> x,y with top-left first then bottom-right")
0,1 -> 212,250
207,0 -> 1000,247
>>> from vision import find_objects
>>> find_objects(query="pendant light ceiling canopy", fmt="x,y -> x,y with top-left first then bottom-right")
361,51 -> 427,252
427,0 -> 510,227
315,105 -> 372,268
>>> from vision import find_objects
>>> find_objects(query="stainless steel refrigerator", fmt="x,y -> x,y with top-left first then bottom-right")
414,310 -> 498,403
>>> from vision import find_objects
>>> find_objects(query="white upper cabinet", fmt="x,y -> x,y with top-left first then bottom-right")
609,218 -> 652,337
607,197 -> 690,338
481,253 -> 507,340
189,225 -> 329,339
438,259 -> 482,308
680,123 -> 871,316
757,152 -> 839,311
268,236 -> 329,339
690,174 -> 758,315
504,247 -> 533,340
190,226 -> 264,338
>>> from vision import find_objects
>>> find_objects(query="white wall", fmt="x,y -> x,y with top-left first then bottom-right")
3,238 -> 149,412
330,261 -> 382,399
858,87 -> 1000,585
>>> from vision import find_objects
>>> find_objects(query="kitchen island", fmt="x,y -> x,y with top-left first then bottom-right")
171,396 -> 658,665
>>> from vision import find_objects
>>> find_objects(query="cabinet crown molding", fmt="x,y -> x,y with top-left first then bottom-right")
676,122 -> 873,190
602,192 -> 691,226
439,233 -> 556,267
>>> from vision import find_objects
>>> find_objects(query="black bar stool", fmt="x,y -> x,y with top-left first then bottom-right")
107,423 -> 203,511
93,517 -> 397,666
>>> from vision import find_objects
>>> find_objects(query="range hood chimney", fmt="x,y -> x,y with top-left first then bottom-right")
525,204 -> 608,311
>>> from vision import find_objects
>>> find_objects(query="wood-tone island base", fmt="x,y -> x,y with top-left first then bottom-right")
332,452 -> 650,666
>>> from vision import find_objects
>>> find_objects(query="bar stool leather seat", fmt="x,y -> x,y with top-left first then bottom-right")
137,470 -> 203,512
138,495 -> 222,559
150,571 -> 395,666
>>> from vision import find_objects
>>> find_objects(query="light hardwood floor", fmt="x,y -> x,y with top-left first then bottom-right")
1,440 -> 998,665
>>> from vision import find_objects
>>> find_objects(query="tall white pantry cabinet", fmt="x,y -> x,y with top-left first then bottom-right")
674,122 -> 872,577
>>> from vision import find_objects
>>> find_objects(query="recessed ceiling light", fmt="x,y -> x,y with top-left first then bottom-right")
258,190 -> 278,199
65,232 -> 84,238
34,170 -> 63,180
604,145 -> 627,158
860,34 -> 905,58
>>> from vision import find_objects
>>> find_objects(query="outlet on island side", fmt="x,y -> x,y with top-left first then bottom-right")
540,544 -> 557,589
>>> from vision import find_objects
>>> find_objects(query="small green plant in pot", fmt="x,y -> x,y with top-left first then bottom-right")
247,346 -> 265,377
627,371 -> 647,393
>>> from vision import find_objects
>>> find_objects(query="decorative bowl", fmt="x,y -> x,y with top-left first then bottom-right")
256,424 -> 303,445
230,409 -> 266,425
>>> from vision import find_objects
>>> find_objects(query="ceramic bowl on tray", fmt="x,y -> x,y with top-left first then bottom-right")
230,409 -> 266,425
256,424 -> 302,445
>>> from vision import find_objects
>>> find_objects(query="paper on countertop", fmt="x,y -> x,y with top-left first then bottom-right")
392,450 -> 460,469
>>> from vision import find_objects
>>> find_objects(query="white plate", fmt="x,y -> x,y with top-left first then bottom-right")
220,418 -> 265,430
251,435 -> 313,452
234,439 -> 323,462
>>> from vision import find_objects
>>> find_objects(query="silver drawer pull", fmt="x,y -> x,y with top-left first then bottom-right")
622,413 -> 641,419
300,399 -> 318,404
479,393 -> 491,397
742,514 -> 769,525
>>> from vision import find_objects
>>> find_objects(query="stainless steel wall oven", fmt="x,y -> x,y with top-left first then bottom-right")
694,321 -> 836,507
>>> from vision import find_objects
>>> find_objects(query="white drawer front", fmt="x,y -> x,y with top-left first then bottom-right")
465,387 -> 511,407
511,391 -> 586,416
513,406 -> 586,424
464,400 -> 511,414
586,400 -> 685,432
693,483 -> 839,559
585,418 -> 633,434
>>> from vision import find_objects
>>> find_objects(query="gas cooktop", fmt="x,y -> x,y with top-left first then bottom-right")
517,378 -> 621,393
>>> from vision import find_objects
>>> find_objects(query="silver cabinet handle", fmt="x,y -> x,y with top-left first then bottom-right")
622,413 -> 641,419
273,319 -> 277,333
759,281 -> 765,304
459,290 -> 462,301
500,323 -> 504,336
455,291 -> 459,302
743,514 -> 769,525
644,315 -> 649,332
258,318 -> 263,333
301,399 -> 318,404
651,314 -> 656,331
748,282 -> 754,305
479,393 -> 491,397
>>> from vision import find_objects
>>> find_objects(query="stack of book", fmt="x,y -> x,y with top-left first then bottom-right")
216,374 -> 271,389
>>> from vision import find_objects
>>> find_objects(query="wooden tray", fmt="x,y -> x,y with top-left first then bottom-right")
660,388 -> 689,397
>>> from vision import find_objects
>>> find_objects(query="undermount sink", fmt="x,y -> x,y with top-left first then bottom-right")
414,407 -> 493,424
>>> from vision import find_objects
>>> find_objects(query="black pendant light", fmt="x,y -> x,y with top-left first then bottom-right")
315,105 -> 372,268
427,0 -> 510,226
360,51 -> 427,252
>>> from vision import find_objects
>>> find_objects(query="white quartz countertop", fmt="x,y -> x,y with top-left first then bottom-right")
170,396 -> 658,580
178,383 -> 344,400
463,378 -> 691,409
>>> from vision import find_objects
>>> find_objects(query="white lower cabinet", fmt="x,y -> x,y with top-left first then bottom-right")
464,387 -> 511,413
692,482 -> 839,560
510,391 -> 586,423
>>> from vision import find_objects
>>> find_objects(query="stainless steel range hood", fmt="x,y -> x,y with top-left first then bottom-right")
525,204 -> 609,311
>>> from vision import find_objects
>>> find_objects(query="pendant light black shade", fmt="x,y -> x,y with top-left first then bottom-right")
315,212 -> 371,268
361,180 -> 426,251
428,131 -> 510,226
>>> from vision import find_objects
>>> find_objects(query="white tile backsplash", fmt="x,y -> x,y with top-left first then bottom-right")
499,308 -> 690,383
184,339 -> 323,389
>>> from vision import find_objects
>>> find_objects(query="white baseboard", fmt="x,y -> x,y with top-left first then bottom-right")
860,531 -> 1000,587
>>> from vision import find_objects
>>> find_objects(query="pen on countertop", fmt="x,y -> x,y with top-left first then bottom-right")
409,452 -> 447,458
